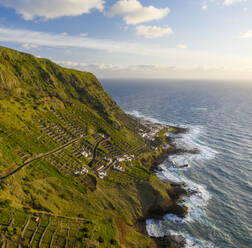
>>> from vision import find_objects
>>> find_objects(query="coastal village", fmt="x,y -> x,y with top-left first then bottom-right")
0,109 -> 172,184
92,118 -> 171,180
0,46 -> 194,248
0,109 -> 177,247
66,115 -> 172,180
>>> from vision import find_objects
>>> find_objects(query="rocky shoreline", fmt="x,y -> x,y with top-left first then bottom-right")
137,125 -> 197,248
151,235 -> 186,248
127,114 -> 200,247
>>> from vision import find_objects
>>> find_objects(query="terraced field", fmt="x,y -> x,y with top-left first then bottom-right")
0,209 -> 118,248
0,46 -> 178,248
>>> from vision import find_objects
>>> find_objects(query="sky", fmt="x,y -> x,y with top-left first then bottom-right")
0,0 -> 252,80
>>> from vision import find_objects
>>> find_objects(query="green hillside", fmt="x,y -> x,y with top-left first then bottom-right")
0,46 -> 185,248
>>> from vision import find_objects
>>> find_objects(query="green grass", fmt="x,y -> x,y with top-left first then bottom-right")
0,46 -> 180,248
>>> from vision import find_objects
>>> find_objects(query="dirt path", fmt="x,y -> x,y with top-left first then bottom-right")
88,136 -> 109,168
0,135 -> 88,180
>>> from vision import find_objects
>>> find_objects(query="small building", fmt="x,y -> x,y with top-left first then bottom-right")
96,165 -> 104,172
74,171 -> 80,175
33,216 -> 40,222
98,171 -> 107,179
113,165 -> 125,172
98,174 -> 104,179
117,157 -> 126,162
81,151 -> 90,157
103,157 -> 112,162
99,133 -> 106,138
80,167 -> 88,175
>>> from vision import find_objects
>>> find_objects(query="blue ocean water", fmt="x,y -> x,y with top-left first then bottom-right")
101,79 -> 252,248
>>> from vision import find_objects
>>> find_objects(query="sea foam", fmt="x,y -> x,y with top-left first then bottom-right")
171,125 -> 218,161
129,110 -> 216,247
156,163 -> 211,223
127,110 -> 178,126
146,220 -> 215,248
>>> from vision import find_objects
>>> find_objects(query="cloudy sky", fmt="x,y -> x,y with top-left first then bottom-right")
0,0 -> 251,80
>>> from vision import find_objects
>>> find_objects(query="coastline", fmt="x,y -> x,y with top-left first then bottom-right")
133,119 -> 194,248
128,113 -> 210,248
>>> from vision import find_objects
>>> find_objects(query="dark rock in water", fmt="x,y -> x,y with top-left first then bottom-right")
189,148 -> 200,154
167,204 -> 188,218
187,189 -> 198,196
172,163 -> 189,169
168,148 -> 200,156
178,164 -> 189,169
170,182 -> 184,187
153,166 -> 164,172
171,126 -> 189,135
151,234 -> 186,248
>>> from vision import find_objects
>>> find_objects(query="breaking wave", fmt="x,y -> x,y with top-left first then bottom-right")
146,220 -> 215,248
128,110 -> 217,247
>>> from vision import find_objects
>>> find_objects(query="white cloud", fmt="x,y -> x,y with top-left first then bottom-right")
21,43 -> 38,50
240,30 -> 252,39
79,33 -> 88,37
57,61 -> 252,80
135,25 -> 173,38
176,44 -> 187,49
0,26 -> 176,56
106,0 -> 170,25
0,27 -> 155,55
60,32 -> 68,36
1,26 -> 252,80
223,0 -> 246,6
201,3 -> 208,10
0,0 -> 104,20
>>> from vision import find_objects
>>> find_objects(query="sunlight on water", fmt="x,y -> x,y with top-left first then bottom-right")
103,80 -> 252,248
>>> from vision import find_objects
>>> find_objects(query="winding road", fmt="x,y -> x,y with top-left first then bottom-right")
0,135 -> 88,180
88,136 -> 109,168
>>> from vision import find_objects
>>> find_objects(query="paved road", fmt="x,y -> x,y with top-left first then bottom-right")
0,135 -> 88,180
88,137 -> 109,168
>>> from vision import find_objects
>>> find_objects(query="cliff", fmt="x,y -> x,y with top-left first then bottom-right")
0,46 -> 185,248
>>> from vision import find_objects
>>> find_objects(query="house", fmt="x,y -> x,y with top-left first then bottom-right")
117,157 -> 126,162
96,164 -> 104,172
103,157 -> 112,163
98,174 -> 104,179
81,151 -> 90,157
74,171 -> 80,176
73,167 -> 88,176
142,133 -> 148,138
99,133 -> 106,138
113,165 -> 125,172
98,171 -> 107,179
80,167 -> 88,175
33,216 -> 40,222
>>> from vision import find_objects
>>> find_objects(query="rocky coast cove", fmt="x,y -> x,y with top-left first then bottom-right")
1,1 -> 251,247
131,115 -> 209,248
103,79 -> 252,248
0,47 -> 224,248
146,126 -> 212,248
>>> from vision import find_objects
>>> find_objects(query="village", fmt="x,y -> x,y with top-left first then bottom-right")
1,107 -> 173,186
73,117 -> 172,180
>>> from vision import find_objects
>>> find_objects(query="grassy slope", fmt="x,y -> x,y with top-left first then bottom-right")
0,46 -> 176,248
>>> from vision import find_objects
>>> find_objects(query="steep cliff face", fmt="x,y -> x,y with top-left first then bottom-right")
0,46 -> 120,116
0,46 -> 146,168
0,47 -> 181,248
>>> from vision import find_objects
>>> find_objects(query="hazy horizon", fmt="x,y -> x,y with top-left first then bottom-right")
0,0 -> 252,80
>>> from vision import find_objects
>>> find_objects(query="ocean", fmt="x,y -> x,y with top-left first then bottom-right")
101,79 -> 252,248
